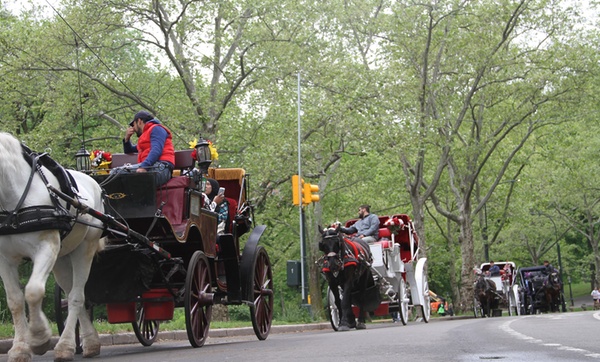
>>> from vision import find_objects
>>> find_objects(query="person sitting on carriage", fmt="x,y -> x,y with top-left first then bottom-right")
542,260 -> 558,275
486,260 -> 500,276
113,110 -> 175,186
202,178 -> 228,234
338,204 -> 379,243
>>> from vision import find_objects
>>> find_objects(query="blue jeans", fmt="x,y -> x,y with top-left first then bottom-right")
110,161 -> 172,186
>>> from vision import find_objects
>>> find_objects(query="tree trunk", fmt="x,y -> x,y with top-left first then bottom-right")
458,215 -> 476,313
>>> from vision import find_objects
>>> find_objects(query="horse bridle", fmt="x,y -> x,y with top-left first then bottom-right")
0,148 -> 74,236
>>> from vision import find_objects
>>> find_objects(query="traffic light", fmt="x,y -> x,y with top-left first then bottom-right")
303,182 -> 320,205
292,175 -> 303,206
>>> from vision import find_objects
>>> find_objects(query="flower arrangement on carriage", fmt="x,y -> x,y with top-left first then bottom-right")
90,149 -> 112,174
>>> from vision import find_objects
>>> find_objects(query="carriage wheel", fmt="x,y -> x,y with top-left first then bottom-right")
132,302 -> 159,346
473,298 -> 483,318
397,277 -> 409,326
184,251 -> 213,348
54,285 -> 91,354
419,273 -> 431,323
248,246 -> 274,340
326,286 -> 341,331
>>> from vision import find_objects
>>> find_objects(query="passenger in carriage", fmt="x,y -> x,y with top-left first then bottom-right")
338,204 -> 379,243
202,178 -> 229,234
113,110 -> 175,186
487,260 -> 500,277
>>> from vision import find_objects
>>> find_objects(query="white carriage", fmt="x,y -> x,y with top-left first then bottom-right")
476,261 -> 520,316
327,214 -> 430,326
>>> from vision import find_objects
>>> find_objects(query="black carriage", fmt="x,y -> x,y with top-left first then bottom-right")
54,150 -> 273,348
516,265 -> 563,315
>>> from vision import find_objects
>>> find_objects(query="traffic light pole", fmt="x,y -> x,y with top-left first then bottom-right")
297,73 -> 307,304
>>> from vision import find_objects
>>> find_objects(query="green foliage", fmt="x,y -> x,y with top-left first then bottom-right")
227,305 -> 251,321
0,0 -> 599,318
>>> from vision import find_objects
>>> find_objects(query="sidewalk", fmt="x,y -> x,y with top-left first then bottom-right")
0,323 -> 331,354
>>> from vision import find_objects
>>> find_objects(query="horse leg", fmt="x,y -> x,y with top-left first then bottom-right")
53,239 -> 101,361
356,308 -> 367,330
0,260 -> 32,362
26,235 -> 60,356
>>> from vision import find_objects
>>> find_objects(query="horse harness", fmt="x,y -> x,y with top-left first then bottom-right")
320,235 -> 372,274
0,144 -> 79,237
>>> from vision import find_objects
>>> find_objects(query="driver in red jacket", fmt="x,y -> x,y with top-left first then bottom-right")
115,110 -> 175,186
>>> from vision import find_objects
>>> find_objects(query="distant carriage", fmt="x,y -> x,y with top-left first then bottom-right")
320,214 -> 430,330
474,262 -> 520,317
516,265 -> 563,314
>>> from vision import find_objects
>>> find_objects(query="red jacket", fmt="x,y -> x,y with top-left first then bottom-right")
136,122 -> 175,165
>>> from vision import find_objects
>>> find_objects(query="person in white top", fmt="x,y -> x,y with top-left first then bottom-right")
591,288 -> 600,302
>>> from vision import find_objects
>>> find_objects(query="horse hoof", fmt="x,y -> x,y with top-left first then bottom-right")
356,322 -> 366,330
338,325 -> 350,332
82,343 -> 101,358
30,339 -> 51,356
53,349 -> 74,362
7,351 -> 33,362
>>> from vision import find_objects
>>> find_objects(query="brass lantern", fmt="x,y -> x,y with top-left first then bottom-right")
195,137 -> 212,174
75,146 -> 90,172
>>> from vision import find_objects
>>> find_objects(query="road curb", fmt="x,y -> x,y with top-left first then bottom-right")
0,322 -> 331,354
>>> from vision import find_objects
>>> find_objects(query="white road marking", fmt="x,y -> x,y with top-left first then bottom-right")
501,318 -> 600,359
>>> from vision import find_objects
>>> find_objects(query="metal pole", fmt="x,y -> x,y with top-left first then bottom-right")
556,242 -> 567,312
297,73 -> 306,304
568,276 -> 574,307
483,203 -> 489,262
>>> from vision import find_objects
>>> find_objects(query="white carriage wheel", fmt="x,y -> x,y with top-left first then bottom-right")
398,277 -> 409,325
419,274 -> 431,323
326,286 -> 341,331
473,297 -> 483,318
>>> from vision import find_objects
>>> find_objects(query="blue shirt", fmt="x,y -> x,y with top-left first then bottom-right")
346,213 -> 379,238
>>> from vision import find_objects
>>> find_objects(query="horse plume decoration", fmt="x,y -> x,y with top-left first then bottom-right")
0,132 -> 105,362
318,225 -> 379,331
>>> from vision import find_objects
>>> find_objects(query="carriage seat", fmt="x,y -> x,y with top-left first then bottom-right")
345,214 -> 418,263
208,168 -> 248,236
110,150 -> 195,176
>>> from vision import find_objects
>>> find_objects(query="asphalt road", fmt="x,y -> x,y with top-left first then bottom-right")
3,310 -> 599,362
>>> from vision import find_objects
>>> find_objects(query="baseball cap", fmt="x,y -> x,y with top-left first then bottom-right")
130,110 -> 153,127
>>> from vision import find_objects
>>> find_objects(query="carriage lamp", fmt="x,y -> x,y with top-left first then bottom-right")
75,146 -> 90,172
194,136 -> 212,174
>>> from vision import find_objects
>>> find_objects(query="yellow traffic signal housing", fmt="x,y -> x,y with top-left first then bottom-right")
303,182 -> 320,205
292,175 -> 303,206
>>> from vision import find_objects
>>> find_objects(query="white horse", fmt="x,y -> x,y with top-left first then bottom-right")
0,132 -> 104,362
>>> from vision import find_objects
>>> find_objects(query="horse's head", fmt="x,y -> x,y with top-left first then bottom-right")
318,225 -> 344,273
546,272 -> 561,289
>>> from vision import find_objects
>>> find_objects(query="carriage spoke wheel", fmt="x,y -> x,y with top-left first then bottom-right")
132,302 -> 159,346
326,286 -> 341,331
249,246 -> 274,340
185,251 -> 213,348
473,298 -> 483,318
54,285 -> 91,354
397,277 -> 409,325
